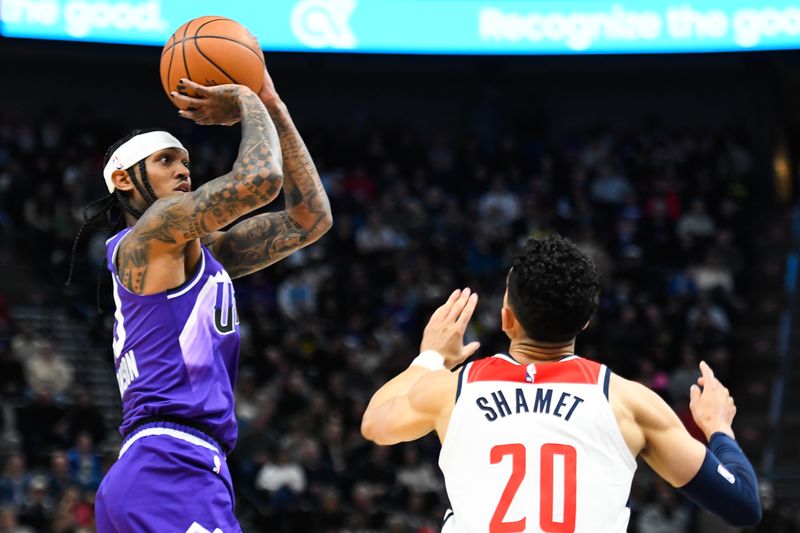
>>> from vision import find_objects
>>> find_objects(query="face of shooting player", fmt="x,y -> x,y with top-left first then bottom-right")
111,148 -> 191,211
103,130 -> 191,214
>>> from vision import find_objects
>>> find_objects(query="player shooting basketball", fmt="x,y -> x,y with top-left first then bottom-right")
87,66 -> 331,532
362,235 -> 761,532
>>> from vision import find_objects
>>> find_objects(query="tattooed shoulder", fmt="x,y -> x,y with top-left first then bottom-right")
117,238 -> 150,294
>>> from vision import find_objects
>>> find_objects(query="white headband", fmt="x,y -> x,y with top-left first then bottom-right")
102,131 -> 187,193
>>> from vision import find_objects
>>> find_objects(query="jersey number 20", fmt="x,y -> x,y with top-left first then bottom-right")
490,443 -> 577,533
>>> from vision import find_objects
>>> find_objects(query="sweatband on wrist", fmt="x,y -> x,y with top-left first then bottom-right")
678,432 -> 762,527
410,350 -> 445,371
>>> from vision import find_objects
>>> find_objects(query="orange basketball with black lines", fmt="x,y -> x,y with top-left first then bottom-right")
160,16 -> 264,109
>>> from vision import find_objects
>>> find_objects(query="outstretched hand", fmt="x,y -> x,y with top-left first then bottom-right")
171,78 -> 247,126
689,361 -> 736,440
420,288 -> 480,370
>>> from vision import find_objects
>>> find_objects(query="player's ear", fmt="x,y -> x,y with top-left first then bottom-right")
111,169 -> 135,192
501,306 -> 515,335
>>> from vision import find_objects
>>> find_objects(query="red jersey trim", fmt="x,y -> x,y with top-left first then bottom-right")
466,356 -> 601,385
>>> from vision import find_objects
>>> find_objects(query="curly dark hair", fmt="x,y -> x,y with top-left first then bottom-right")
507,235 -> 600,343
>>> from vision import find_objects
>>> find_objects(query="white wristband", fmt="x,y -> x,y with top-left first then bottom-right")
410,350 -> 446,371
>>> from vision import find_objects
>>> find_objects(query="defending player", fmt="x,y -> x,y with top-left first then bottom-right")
362,235 -> 760,532
91,69 -> 332,532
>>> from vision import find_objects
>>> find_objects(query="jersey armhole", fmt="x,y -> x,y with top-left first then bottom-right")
455,361 -> 472,402
600,364 -> 611,400
110,231 -> 128,278
109,231 -> 207,301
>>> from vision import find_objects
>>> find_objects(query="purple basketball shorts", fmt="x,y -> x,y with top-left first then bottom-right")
95,421 -> 241,533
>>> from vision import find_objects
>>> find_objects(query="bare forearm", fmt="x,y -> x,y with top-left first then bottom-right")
266,99 -> 332,236
132,89 -> 284,250
366,366 -> 429,413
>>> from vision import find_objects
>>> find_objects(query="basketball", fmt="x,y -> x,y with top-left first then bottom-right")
160,16 -> 265,108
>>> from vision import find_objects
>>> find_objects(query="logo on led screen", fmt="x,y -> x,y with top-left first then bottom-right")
290,0 -> 356,49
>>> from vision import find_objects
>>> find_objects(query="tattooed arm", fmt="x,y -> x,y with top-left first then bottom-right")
201,73 -> 332,278
129,82 -> 284,248
115,82 -> 283,293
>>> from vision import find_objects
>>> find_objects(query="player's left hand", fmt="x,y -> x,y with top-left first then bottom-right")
420,288 -> 480,370
689,360 -> 736,440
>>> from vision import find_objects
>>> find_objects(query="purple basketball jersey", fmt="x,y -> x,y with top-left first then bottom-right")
106,228 -> 240,451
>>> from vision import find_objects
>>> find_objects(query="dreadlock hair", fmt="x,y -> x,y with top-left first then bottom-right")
66,129 -> 166,309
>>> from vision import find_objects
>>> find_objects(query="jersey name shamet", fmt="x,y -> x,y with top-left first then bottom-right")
440,354 -> 636,533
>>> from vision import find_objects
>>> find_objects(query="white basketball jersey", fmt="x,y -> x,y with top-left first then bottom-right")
439,354 -> 636,533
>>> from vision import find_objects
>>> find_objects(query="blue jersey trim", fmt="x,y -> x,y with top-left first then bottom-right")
602,366 -> 611,400
501,351 -> 521,364
456,364 -> 467,401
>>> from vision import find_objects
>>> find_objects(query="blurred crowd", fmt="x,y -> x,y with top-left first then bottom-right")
0,103 -> 795,533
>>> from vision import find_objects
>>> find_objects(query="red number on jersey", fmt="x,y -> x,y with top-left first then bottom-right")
540,443 -> 577,532
489,443 -> 577,533
489,444 -> 526,532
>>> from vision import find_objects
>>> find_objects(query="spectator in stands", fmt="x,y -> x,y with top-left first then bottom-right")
307,487 -> 345,532
347,482 -> 386,531
50,487 -> 82,533
0,454 -> 28,509
0,505 -> 34,533
65,389 -> 105,447
395,446 -> 442,497
255,446 -> 306,510
355,211 -> 408,254
591,162 -> 633,206
478,177 -> 521,227
669,346 -> 701,405
0,342 -> 25,399
22,183 -> 56,260
637,480 -> 691,533
16,392 -> 66,467
677,198 -> 716,242
9,325 -> 41,362
17,475 -> 51,532
24,341 -> 72,399
689,251 -> 735,294
45,451 -> 70,506
66,433 -> 102,493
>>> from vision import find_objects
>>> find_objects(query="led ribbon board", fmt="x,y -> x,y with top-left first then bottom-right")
2,0 -> 800,54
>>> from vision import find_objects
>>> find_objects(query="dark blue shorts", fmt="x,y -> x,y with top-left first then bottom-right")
95,421 -> 241,533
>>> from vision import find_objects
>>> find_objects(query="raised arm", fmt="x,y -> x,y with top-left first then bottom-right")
623,362 -> 761,527
201,68 -> 333,278
131,81 -> 284,248
361,289 -> 480,445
